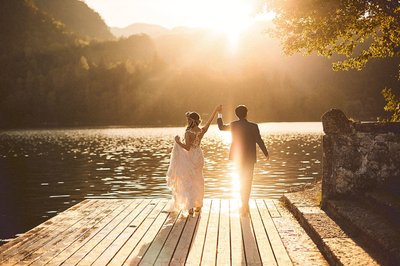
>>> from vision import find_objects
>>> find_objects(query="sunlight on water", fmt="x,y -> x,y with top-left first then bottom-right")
259,122 -> 323,134
219,130 -> 232,145
0,122 -> 323,240
229,171 -> 241,199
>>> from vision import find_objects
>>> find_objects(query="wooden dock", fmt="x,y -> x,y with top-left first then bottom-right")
0,198 -> 297,265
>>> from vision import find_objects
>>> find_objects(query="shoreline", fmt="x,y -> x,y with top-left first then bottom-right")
0,121 -> 324,133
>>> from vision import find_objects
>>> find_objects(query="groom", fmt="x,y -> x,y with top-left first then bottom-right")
217,105 -> 269,215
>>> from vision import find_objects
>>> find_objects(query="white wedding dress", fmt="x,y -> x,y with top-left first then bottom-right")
166,130 -> 204,212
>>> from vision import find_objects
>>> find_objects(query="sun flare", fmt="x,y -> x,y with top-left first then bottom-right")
177,0 -> 276,49
204,0 -> 253,48
230,171 -> 241,199
85,0 -> 276,49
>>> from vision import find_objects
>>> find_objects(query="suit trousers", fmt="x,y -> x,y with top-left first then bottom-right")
237,160 -> 255,208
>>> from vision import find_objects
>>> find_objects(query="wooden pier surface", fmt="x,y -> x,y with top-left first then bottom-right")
0,198 -> 326,265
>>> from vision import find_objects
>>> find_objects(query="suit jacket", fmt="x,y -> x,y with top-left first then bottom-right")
217,118 -> 268,164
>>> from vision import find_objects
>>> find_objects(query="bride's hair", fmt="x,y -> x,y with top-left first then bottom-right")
185,111 -> 201,131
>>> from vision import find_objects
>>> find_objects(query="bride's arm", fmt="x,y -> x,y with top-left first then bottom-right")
201,105 -> 221,135
175,131 -> 193,151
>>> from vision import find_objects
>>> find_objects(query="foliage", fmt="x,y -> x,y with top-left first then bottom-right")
265,0 -> 400,120
382,88 -> 400,122
266,0 -> 400,70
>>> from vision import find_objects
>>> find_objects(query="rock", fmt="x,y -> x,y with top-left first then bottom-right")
321,109 -> 353,134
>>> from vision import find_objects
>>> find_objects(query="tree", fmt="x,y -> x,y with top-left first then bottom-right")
264,0 -> 400,120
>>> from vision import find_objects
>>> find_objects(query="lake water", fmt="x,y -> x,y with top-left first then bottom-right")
0,122 -> 323,242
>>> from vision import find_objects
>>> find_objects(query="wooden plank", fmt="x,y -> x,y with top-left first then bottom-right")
230,199 -> 246,266
257,199 -> 293,266
169,211 -> 200,265
43,200 -> 140,265
265,199 -> 281,218
120,201 -> 170,266
93,199 -> 167,266
30,199 -> 138,266
217,199 -> 230,266
185,199 -> 212,266
24,200 -> 125,265
241,210 -> 262,265
0,199 -> 92,254
201,199 -> 220,266
0,199 -> 97,262
249,200 -> 277,266
0,199 -> 108,265
76,199 -> 157,265
62,199 -> 152,265
138,211 -> 180,265
153,212 -> 188,265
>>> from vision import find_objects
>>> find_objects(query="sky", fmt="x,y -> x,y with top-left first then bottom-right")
83,0 -> 271,29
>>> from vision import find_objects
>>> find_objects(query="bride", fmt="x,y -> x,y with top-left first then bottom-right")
166,105 -> 220,214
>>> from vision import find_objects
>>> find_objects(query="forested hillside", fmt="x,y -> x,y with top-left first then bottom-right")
33,0 -> 114,41
0,0 -> 399,128
0,0 -> 78,57
0,0 -> 161,127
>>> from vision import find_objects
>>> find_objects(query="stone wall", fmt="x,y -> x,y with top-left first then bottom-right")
321,109 -> 400,205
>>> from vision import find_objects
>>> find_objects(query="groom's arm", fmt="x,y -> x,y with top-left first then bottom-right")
255,125 -> 269,159
217,113 -> 231,131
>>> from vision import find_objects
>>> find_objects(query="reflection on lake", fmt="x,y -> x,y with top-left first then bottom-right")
0,122 -> 322,241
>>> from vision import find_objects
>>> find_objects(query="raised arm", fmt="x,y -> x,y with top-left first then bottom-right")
217,118 -> 231,131
216,104 -> 231,131
201,105 -> 221,135
255,125 -> 269,160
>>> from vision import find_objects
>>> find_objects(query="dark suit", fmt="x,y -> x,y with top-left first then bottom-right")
217,117 -> 268,209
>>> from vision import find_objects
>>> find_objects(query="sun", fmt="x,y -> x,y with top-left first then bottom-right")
196,0 -> 276,49
208,1 -> 253,48
176,0 -> 254,48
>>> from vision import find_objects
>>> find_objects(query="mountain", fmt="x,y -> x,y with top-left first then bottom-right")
33,0 -> 114,41
111,23 -> 170,38
110,22 -> 212,39
0,0 -> 79,58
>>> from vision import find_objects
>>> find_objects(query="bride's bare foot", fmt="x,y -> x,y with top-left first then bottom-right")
194,207 -> 202,212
